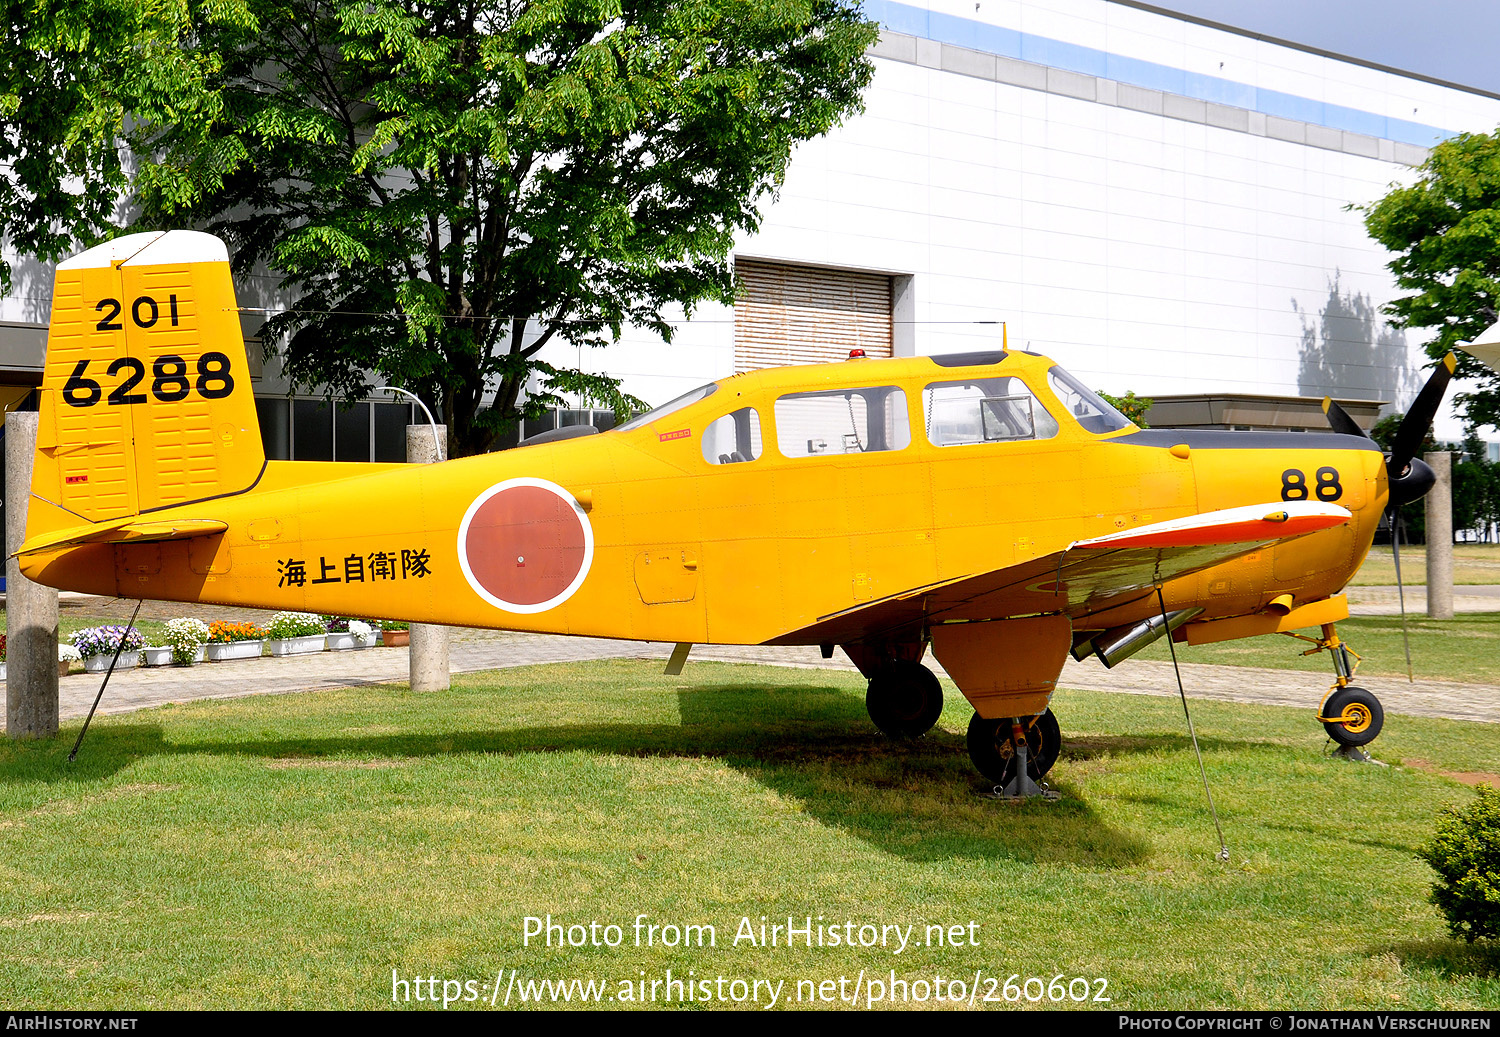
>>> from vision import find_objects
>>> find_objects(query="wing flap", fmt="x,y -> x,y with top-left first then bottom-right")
766,501 -> 1350,646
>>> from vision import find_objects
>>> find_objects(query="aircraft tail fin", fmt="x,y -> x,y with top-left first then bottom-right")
27,231 -> 265,543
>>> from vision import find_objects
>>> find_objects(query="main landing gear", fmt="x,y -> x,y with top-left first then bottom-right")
1289,623 -> 1385,760
865,660 -> 944,738
966,711 -> 1061,792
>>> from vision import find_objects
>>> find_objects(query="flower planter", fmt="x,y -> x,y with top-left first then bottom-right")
325,632 -> 358,651
58,660 -> 71,679
266,635 -> 326,657
382,630 -> 410,647
0,662 -> 6,681
146,646 -> 206,666
353,631 -> 379,649
206,640 -> 264,662
83,651 -> 142,673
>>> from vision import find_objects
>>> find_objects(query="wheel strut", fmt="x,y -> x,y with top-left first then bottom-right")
1285,622 -> 1385,757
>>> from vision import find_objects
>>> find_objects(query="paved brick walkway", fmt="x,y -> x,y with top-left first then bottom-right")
47,625 -> 1500,727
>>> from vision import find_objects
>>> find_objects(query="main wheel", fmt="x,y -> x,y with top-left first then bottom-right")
1321,686 -> 1384,747
967,710 -> 1061,785
866,661 -> 944,738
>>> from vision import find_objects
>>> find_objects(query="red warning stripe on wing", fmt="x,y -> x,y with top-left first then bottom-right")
1070,501 -> 1351,551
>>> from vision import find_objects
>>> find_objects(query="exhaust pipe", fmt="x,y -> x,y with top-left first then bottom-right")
1093,607 -> 1204,669
1265,593 -> 1294,616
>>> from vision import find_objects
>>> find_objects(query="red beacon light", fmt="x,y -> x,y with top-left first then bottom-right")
847,349 -> 867,360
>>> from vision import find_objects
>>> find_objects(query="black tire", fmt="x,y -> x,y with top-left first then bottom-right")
1321,686 -> 1384,747
865,661 -> 944,738
967,710 -> 1061,785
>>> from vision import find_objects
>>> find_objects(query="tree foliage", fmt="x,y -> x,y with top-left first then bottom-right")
0,0 -> 212,293
1097,390 -> 1151,428
1362,132 -> 1500,434
3,0 -> 877,455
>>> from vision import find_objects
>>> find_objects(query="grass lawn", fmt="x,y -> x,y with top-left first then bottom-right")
0,659 -> 1495,1011
1138,613 -> 1500,684
1350,544 -> 1500,585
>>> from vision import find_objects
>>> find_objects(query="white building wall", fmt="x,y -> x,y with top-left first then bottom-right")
560,0 -> 1500,442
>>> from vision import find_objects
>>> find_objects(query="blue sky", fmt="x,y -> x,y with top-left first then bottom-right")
1144,1 -> 1500,97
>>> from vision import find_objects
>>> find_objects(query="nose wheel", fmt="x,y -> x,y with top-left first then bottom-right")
1318,685 -> 1384,747
1290,623 -> 1386,757
866,661 -> 944,738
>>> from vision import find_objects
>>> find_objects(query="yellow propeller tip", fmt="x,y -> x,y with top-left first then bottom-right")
1443,352 -> 1457,372
1320,397 -> 1332,413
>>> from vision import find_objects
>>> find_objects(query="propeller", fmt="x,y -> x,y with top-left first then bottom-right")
1321,352 -> 1457,683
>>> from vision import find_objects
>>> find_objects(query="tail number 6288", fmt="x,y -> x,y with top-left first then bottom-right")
61,353 -> 235,408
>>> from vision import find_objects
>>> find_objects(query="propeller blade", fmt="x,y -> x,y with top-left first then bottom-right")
1321,397 -> 1369,439
1389,352 -> 1457,476
1388,507 -> 1414,684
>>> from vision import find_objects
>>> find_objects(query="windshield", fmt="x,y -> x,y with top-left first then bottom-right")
1045,367 -> 1136,435
615,382 -> 719,432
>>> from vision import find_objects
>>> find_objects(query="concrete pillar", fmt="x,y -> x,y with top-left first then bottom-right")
6,412 -> 59,738
1425,450 -> 1454,620
407,424 -> 450,691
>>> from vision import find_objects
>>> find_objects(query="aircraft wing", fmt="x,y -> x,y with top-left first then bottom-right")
764,501 -> 1350,646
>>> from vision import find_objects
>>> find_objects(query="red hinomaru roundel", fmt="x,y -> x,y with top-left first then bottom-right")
457,478 -> 595,613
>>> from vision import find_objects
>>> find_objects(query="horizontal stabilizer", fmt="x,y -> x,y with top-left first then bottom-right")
17,517 -> 228,557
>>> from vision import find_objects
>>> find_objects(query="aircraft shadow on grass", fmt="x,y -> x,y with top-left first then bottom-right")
0,680 -> 1214,868
9,680 -> 1323,869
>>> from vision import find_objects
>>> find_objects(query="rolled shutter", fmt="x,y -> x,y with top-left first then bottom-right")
734,259 -> 893,372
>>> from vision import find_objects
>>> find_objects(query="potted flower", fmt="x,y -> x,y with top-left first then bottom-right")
0,634 -> 7,681
326,617 -> 378,650
323,615 -> 356,651
350,619 -> 379,649
381,621 -> 410,647
162,617 -> 210,666
205,621 -> 267,661
58,643 -> 79,678
266,612 -> 327,656
71,626 -> 145,672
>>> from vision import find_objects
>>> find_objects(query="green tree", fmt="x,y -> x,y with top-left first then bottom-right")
0,0 -> 211,292
1361,132 -> 1500,434
1097,390 -> 1151,427
4,0 -> 877,456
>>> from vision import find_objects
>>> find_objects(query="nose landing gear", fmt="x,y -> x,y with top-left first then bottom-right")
1290,623 -> 1385,760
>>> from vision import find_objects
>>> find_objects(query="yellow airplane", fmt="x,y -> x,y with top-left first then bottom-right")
15,231 -> 1454,789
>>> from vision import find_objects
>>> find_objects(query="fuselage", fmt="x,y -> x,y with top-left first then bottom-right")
22,349 -> 1386,646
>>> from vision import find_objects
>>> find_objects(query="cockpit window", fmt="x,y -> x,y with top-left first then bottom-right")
615,382 -> 718,432
1045,367 -> 1136,435
702,408 -> 763,465
774,386 -> 911,458
923,377 -> 1059,446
